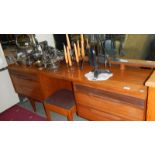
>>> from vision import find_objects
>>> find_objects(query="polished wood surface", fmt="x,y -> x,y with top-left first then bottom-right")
9,64 -> 72,102
145,71 -> 155,120
146,87 -> 155,121
145,71 -> 155,87
8,63 -> 153,120
111,59 -> 155,69
74,83 -> 146,120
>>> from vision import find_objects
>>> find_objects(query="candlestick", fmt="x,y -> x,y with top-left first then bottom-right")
86,38 -> 90,49
81,41 -> 85,58
81,34 -> 84,43
66,34 -> 71,50
74,43 -> 79,63
63,44 -> 68,64
67,46 -> 72,66
77,40 -> 81,58
80,34 -> 85,58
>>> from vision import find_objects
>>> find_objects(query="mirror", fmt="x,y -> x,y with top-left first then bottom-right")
114,34 -> 155,61
70,34 -> 155,61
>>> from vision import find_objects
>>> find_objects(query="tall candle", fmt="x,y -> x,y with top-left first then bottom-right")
86,38 -> 90,49
74,43 -> 79,63
77,40 -> 81,57
80,34 -> 85,58
63,44 -> 68,64
81,42 -> 85,58
66,34 -> 71,50
81,34 -> 84,43
67,46 -> 72,66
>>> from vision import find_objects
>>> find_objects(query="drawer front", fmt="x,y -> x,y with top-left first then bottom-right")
10,73 -> 44,101
9,70 -> 39,82
74,84 -> 145,120
74,84 -> 145,107
77,105 -> 127,121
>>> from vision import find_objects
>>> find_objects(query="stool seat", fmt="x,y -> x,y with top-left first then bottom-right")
44,89 -> 76,121
45,89 -> 75,109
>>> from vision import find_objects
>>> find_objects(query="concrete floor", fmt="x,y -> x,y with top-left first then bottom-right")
19,98 -> 86,121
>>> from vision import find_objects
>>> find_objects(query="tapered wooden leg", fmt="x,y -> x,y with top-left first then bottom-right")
146,87 -> 155,120
43,104 -> 52,121
46,110 -> 52,121
28,98 -> 36,112
44,104 -> 52,121
67,112 -> 74,121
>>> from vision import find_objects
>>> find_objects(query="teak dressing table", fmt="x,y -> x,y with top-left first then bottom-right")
8,62 -> 155,121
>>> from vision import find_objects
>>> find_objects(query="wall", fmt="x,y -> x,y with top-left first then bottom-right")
35,34 -> 55,47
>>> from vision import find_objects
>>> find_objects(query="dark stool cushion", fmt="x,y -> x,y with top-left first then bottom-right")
45,89 -> 75,110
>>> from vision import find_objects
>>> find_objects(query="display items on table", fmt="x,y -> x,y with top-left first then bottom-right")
63,44 -> 68,65
14,34 -> 126,80
80,34 -> 85,58
66,46 -> 72,67
73,43 -> 79,63
63,34 -> 114,80
15,35 -> 63,70
63,34 -> 86,70
66,34 -> 71,50
77,40 -> 81,57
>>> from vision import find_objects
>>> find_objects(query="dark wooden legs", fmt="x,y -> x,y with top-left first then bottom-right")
67,112 -> 74,121
146,87 -> 155,120
28,98 -> 76,121
43,104 -> 52,121
46,110 -> 52,121
44,104 -> 76,121
28,98 -> 36,112
67,106 -> 76,121
28,98 -> 52,121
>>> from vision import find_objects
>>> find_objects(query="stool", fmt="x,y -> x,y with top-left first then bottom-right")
44,89 -> 76,121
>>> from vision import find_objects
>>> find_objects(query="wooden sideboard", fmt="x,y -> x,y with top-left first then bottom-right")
8,63 -> 154,121
145,71 -> 155,120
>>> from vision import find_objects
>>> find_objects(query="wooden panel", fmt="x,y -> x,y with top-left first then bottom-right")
77,105 -> 127,121
74,84 -> 145,120
9,69 -> 44,101
111,59 -> 155,69
8,63 -> 152,121
9,63 -> 152,86
146,87 -> 155,120
9,65 -> 73,102
74,84 -> 145,107
75,91 -> 145,120
145,71 -> 155,120
145,71 -> 155,88
40,75 -> 72,99
9,70 -> 39,82
10,74 -> 44,101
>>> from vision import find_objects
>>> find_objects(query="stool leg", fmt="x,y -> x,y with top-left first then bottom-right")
46,110 -> 52,121
67,112 -> 74,121
44,104 -> 52,121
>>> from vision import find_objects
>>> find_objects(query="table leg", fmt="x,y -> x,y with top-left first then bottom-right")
28,98 -> 36,112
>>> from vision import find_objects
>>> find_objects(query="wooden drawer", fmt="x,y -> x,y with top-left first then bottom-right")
77,105 -> 127,121
10,71 -> 44,101
9,70 -> 39,82
74,84 -> 145,120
